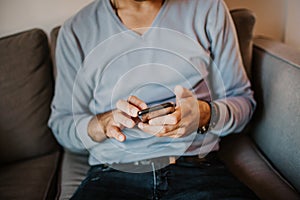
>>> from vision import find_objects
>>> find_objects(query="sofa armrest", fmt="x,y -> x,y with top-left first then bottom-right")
251,37 -> 300,191
253,36 -> 300,67
218,38 -> 300,200
218,134 -> 300,200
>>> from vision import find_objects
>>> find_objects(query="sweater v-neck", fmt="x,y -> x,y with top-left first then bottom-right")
105,0 -> 168,38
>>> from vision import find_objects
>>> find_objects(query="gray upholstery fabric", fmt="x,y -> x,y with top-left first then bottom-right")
50,27 -> 60,79
230,9 -> 256,79
251,37 -> 300,191
220,38 -> 300,199
0,29 -> 59,164
0,151 -> 60,200
219,134 -> 300,200
58,151 -> 89,200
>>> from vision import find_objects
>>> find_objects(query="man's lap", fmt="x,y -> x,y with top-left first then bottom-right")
70,153 -> 258,200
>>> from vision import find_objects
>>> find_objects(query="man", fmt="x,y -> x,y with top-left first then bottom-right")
49,0 -> 257,199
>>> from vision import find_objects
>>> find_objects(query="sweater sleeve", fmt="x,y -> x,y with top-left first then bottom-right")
48,22 -> 98,153
205,0 -> 256,136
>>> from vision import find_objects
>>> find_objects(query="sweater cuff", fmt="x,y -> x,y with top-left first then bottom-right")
209,100 -> 230,136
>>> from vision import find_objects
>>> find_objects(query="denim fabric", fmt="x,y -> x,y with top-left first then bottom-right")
71,154 -> 258,200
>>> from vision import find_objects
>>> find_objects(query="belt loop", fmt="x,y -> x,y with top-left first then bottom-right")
169,156 -> 176,164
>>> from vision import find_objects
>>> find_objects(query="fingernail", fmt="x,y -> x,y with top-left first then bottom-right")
126,121 -> 133,127
138,123 -> 143,129
131,109 -> 138,117
141,103 -> 148,109
118,135 -> 124,141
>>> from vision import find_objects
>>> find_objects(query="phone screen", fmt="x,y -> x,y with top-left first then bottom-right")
138,102 -> 175,122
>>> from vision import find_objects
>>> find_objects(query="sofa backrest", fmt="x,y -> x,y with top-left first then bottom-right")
0,29 -> 60,164
251,37 -> 300,191
50,26 -> 60,79
230,9 -> 255,80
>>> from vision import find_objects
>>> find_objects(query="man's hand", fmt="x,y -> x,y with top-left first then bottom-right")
88,96 -> 147,142
138,85 -> 211,138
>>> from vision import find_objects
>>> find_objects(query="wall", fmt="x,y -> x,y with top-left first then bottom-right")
225,0 -> 300,50
0,0 -> 299,49
0,0 -> 93,38
224,0 -> 286,41
285,0 -> 300,50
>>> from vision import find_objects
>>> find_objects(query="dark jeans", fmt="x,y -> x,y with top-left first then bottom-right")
71,153 -> 258,200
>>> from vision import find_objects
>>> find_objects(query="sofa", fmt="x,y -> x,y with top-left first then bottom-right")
0,9 -> 299,200
0,29 -> 61,199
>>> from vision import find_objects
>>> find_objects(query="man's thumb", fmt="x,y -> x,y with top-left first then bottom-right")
174,85 -> 193,98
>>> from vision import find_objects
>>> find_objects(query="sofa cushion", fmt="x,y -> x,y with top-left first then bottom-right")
230,9 -> 256,79
0,151 -> 60,200
0,29 -> 60,164
58,151 -> 89,200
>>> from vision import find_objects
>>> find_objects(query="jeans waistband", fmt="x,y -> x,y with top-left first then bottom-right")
92,152 -> 219,173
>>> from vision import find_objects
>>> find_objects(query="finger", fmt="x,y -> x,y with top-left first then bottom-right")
175,96 -> 198,119
148,110 -> 180,125
174,85 -> 194,99
127,96 -> 148,110
142,106 -> 176,122
159,127 -> 187,138
138,123 -> 178,136
116,99 -> 140,117
106,125 -> 126,142
176,103 -> 193,118
113,110 -> 136,128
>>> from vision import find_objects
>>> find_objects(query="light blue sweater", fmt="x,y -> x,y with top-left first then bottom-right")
48,0 -> 256,165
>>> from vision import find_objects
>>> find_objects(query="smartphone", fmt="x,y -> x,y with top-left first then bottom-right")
138,102 -> 175,122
